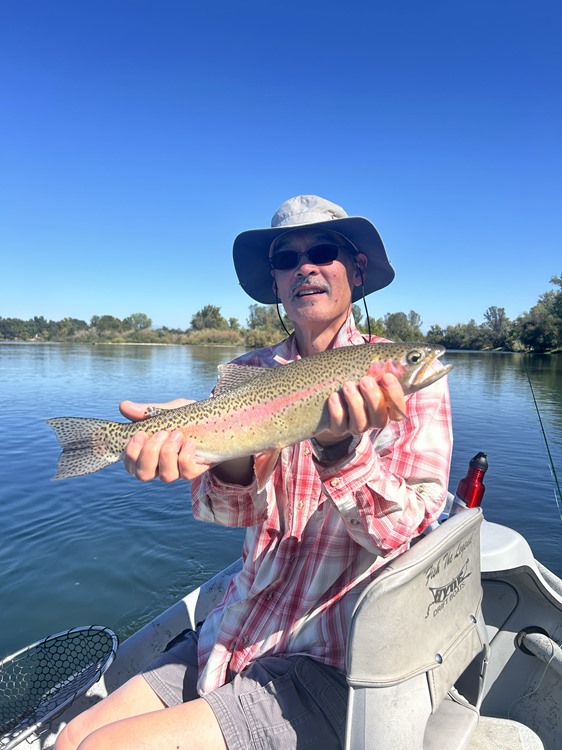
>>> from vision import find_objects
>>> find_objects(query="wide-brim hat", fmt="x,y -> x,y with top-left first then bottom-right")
233,194 -> 395,304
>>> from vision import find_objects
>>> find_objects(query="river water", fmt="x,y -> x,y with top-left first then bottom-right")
1,343 -> 561,659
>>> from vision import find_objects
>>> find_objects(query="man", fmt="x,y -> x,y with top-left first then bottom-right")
55,195 -> 452,750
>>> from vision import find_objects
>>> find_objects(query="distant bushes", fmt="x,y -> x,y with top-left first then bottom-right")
2,274 -> 561,352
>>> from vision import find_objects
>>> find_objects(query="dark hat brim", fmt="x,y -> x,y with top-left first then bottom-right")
233,216 -> 395,304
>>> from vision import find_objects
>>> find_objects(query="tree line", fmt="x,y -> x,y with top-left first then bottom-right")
1,275 -> 561,353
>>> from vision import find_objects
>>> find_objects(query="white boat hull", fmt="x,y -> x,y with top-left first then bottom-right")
13,519 -> 562,750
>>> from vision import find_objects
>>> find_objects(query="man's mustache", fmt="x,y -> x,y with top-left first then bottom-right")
290,274 -> 331,298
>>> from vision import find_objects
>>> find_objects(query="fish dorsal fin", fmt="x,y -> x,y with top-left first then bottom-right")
214,363 -> 270,396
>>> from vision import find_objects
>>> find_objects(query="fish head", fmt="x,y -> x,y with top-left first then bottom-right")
367,343 -> 453,393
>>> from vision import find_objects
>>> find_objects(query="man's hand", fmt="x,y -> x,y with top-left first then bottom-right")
119,399 -> 212,483
315,373 -> 406,447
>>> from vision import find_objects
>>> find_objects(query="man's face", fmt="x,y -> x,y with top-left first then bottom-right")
270,229 -> 364,327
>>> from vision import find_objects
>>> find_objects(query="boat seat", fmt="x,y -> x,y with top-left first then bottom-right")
345,508 -> 488,750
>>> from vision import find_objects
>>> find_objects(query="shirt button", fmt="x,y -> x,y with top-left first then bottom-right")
350,518 -> 360,525
304,448 -> 311,456
330,477 -> 342,488
298,501 -> 304,509
242,636 -> 249,644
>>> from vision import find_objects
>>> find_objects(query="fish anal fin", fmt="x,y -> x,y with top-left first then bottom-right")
254,448 -> 281,492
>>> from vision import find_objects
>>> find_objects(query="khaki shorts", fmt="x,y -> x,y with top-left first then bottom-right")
143,627 -> 348,750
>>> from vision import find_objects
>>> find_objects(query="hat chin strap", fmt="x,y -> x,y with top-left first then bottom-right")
354,264 -> 372,342
274,281 -> 292,337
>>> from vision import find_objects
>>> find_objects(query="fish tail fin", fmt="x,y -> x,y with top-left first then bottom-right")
47,417 -> 122,479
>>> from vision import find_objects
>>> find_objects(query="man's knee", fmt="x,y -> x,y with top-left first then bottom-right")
53,719 -> 81,750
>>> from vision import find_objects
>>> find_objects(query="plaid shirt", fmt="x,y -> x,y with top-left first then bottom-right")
191,314 -> 452,695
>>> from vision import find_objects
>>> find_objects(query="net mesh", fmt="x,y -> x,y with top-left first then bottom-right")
0,626 -> 118,749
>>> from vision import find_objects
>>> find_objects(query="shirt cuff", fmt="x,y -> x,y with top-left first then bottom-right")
310,434 -> 362,463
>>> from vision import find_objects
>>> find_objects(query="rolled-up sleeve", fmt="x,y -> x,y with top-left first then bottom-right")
191,471 -> 269,527
314,375 -> 452,556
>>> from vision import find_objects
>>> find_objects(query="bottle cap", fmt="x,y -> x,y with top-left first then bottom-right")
469,451 -> 488,471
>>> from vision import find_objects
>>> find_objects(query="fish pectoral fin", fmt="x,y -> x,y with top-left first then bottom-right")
254,448 -> 282,492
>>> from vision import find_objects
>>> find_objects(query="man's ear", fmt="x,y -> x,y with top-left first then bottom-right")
354,253 -> 368,287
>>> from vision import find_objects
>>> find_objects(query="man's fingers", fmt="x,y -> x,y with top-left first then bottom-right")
326,390 -> 349,433
342,381 -> 370,434
125,430 -> 170,481
123,430 -> 211,483
357,376 -> 386,429
119,398 -> 194,422
120,401 -> 151,421
157,430 -> 184,483
123,431 -> 149,474
377,374 -> 407,421
176,438 -> 213,480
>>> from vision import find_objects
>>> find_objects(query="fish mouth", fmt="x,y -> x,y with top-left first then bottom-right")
408,347 -> 453,391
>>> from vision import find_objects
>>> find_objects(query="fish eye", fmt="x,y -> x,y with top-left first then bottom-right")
406,349 -> 424,365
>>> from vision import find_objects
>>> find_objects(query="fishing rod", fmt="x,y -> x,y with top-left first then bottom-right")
523,356 -> 562,523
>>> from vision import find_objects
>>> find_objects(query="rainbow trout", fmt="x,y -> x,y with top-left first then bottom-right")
47,342 -> 451,487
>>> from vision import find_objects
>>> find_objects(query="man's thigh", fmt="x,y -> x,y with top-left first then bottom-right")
205,656 -> 348,750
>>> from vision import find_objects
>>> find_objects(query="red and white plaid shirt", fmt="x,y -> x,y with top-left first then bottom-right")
191,314 -> 452,695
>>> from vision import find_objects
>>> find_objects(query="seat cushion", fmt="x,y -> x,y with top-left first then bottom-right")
424,696 -> 479,750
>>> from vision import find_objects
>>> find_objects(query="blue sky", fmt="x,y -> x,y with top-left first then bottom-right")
1,0 -> 560,333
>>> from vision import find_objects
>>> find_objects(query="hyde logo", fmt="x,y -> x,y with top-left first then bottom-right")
425,560 -> 471,619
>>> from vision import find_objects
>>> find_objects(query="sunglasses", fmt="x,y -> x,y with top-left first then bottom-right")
270,243 -> 353,271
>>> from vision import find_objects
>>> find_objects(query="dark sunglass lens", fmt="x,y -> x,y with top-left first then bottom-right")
307,244 -> 340,264
271,244 -> 340,270
271,250 -> 299,270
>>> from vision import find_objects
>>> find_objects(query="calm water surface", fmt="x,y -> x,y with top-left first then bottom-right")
1,343 -> 561,658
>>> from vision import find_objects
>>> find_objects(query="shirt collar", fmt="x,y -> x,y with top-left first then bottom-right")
273,312 -> 366,365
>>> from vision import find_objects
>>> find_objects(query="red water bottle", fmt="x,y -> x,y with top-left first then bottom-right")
450,452 -> 488,515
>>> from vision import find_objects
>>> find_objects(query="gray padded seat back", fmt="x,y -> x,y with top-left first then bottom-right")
345,508 -> 488,750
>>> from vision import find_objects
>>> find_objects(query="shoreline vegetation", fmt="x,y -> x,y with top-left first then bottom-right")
2,275 -> 561,353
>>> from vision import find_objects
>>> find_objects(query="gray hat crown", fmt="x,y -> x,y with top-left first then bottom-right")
272,195 -> 349,228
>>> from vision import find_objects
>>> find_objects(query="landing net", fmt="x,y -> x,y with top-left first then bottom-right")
0,626 -> 118,750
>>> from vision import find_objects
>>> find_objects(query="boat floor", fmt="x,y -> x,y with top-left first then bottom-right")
469,717 -> 544,749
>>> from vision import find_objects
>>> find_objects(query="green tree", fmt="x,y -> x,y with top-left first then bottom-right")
96,315 -> 123,333
32,316 -> 50,337
383,310 -> 422,341
247,304 -> 276,329
516,302 -> 559,352
540,275 -> 562,345
246,304 -> 289,333
426,324 -> 445,344
407,311 -> 423,338
190,305 -> 228,330
58,317 -> 89,338
482,306 -> 511,349
0,317 -> 33,340
123,312 -> 152,331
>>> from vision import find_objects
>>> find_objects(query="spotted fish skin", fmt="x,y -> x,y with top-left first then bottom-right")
47,342 -> 451,482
